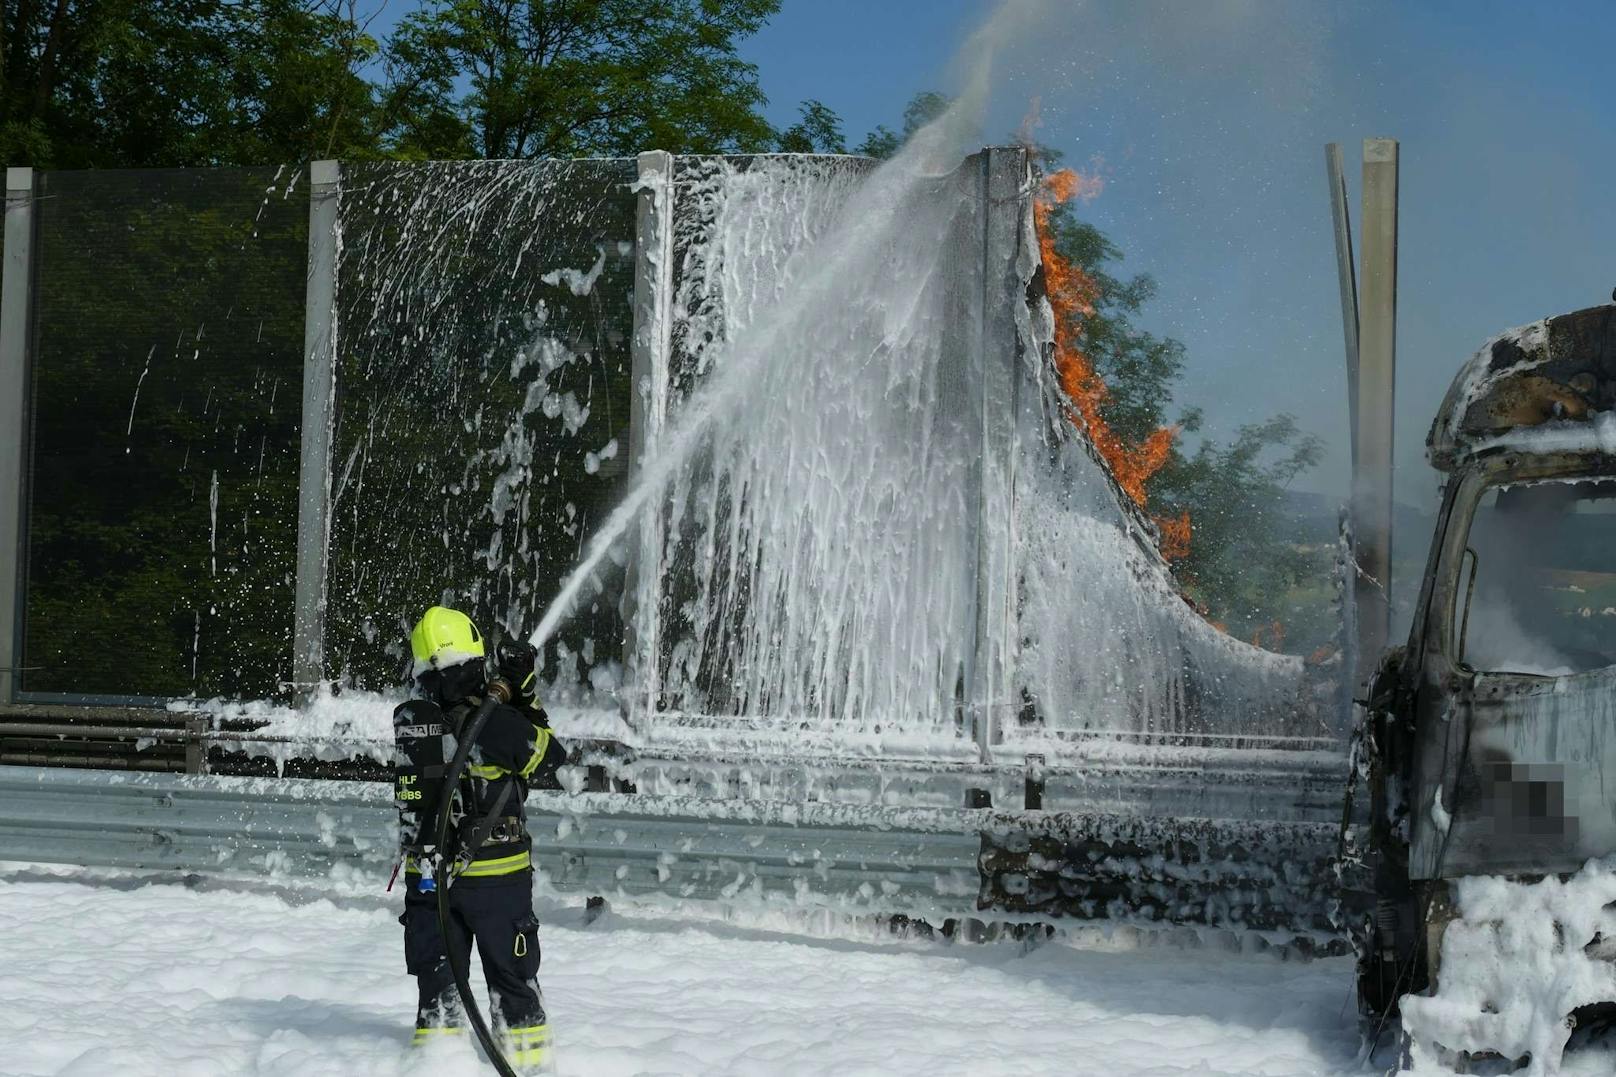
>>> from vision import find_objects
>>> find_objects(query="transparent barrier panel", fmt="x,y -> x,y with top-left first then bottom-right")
328,160 -> 636,691
647,154 -> 981,733
22,168 -> 305,698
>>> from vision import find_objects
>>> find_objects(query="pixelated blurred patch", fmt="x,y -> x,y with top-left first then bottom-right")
1481,761 -> 1577,839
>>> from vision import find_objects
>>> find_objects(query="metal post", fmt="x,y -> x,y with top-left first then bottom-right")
291,161 -> 341,703
1354,138 -> 1398,679
184,715 -> 207,775
1325,143 -> 1360,472
1023,753 -> 1045,810
0,168 -> 36,704
971,146 -> 1028,761
623,150 -> 674,723
948,154 -> 985,745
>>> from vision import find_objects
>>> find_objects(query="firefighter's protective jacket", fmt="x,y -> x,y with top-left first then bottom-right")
397,694 -> 566,883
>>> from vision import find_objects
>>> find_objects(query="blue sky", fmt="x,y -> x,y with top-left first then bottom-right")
358,1 -> 1616,503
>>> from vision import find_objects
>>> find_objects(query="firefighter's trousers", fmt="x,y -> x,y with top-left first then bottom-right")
400,871 -> 548,1062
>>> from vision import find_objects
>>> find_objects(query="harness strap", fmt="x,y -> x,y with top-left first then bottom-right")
476,815 -> 526,845
456,775 -> 518,868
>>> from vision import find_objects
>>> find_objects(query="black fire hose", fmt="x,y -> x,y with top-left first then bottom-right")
429,694 -> 520,1077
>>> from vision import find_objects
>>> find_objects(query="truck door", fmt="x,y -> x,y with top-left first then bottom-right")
1411,474 -> 1616,880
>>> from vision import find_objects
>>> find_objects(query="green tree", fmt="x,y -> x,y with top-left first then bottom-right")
1034,179 -> 1326,643
777,100 -> 845,154
1039,167 -> 1327,644
380,0 -> 779,159
1,0 -> 384,168
201,0 -> 386,163
1038,205 -> 1184,447
1151,417 -> 1326,643
854,89 -> 949,158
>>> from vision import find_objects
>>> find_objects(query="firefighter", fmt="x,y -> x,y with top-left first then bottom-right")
395,606 -> 566,1071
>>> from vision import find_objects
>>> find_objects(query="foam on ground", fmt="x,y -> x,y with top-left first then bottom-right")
0,874 -> 1362,1076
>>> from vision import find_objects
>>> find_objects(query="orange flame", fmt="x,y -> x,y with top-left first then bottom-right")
1154,510 -> 1191,562
1035,169 -> 1184,556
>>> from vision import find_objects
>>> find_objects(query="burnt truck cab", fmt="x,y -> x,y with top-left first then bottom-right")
1359,303 -> 1616,1022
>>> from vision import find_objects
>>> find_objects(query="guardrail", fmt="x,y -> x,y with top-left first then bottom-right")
0,765 -> 982,918
0,763 -> 1360,945
0,704 -> 1352,822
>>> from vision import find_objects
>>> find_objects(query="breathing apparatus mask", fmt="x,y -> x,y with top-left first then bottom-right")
414,659 -> 488,707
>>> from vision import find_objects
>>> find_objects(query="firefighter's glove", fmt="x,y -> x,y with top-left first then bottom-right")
496,637 -> 541,708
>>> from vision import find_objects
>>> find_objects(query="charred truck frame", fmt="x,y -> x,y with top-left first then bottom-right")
1358,304 -> 1616,1023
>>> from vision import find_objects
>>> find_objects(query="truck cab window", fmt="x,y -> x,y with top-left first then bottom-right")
1456,479 -> 1616,676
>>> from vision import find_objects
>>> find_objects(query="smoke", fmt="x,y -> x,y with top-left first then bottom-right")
1460,483 -> 1601,678
1463,599 -> 1575,679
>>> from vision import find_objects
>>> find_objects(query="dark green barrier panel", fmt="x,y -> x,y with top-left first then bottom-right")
327,160 -> 637,691
22,168 -> 305,700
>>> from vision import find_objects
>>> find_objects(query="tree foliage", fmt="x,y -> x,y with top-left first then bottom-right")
381,0 -> 779,159
853,90 -> 948,159
2,0 -> 784,168
1045,194 -> 1326,641
0,1 -> 382,168
1151,417 -> 1326,643
777,100 -> 845,154
1046,184 -> 1327,644
0,0 -> 785,697
1039,206 -> 1184,447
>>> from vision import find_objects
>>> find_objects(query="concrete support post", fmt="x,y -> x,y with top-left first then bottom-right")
1354,139 -> 1398,679
971,146 -> 1028,761
0,168 -> 36,704
291,161 -> 341,703
1325,143 -> 1360,472
623,150 -> 675,723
